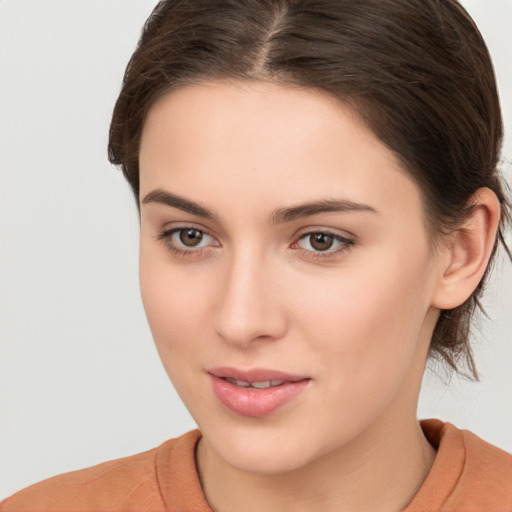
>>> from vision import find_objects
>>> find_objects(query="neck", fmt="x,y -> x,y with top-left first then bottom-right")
196,413 -> 436,512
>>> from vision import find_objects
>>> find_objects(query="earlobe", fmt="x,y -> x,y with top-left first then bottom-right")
432,188 -> 501,310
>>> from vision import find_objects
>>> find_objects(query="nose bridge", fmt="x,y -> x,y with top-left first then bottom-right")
214,244 -> 286,347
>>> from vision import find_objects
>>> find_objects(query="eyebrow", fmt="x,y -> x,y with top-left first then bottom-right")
142,189 -> 378,223
271,199 -> 378,224
142,189 -> 217,220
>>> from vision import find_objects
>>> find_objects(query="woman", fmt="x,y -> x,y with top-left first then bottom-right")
2,0 -> 511,510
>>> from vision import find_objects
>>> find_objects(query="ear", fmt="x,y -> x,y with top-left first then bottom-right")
432,187 -> 501,310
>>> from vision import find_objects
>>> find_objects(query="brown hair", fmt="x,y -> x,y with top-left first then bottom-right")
108,0 -> 510,379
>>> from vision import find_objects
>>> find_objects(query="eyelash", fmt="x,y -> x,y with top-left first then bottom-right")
156,227 -> 355,261
293,231 -> 355,260
156,227 -> 217,259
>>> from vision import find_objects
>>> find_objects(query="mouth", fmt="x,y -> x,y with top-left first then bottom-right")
208,367 -> 311,417
222,378 -> 287,389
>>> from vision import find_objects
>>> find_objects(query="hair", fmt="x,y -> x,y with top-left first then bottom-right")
108,0 -> 510,379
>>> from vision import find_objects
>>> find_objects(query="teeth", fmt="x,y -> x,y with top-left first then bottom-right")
225,378 -> 284,389
251,380 -> 285,388
251,381 -> 272,389
225,378 -> 251,387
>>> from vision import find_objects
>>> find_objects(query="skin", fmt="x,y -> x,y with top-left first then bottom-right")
138,81 -> 500,512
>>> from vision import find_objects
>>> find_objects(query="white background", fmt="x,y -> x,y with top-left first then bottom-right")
1,0 -> 511,500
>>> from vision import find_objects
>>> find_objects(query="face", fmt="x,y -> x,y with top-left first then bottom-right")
139,81 -> 443,475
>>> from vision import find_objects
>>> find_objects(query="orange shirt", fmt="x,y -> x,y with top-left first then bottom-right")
2,419 -> 511,511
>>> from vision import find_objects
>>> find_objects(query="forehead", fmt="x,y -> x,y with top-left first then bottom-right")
139,80 -> 423,224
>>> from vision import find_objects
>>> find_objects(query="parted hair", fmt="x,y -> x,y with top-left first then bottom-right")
108,0 -> 510,379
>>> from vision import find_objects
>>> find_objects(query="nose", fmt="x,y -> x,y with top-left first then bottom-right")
213,249 -> 288,348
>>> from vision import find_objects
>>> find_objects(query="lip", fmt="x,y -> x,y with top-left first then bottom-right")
208,367 -> 311,417
208,367 -> 308,383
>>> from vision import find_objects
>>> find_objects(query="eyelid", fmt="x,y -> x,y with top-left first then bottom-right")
294,224 -> 355,239
295,230 -> 353,247
157,222 -> 218,241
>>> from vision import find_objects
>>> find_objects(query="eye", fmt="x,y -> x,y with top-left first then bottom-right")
303,232 -> 336,251
294,230 -> 354,258
157,226 -> 218,256
176,228 -> 207,247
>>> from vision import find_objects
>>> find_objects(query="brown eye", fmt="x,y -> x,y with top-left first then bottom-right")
309,232 -> 334,251
295,230 -> 354,257
179,229 -> 204,247
157,226 -> 218,256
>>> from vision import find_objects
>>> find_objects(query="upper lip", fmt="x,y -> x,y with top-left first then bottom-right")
208,367 -> 310,383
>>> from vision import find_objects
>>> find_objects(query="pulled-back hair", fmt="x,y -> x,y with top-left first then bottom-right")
108,0 -> 510,379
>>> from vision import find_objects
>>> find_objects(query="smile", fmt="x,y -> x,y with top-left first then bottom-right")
208,367 -> 311,417
223,378 -> 285,389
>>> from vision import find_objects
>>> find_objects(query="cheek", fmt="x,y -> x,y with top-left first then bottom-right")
139,250 -> 217,409
294,251 -> 433,388
139,244 -> 211,355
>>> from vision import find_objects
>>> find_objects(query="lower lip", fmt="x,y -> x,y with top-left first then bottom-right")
209,375 -> 310,417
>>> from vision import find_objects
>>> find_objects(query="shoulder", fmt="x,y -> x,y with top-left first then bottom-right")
407,419 -> 512,511
425,419 -> 511,479
453,422 -> 512,506
1,430 -> 203,512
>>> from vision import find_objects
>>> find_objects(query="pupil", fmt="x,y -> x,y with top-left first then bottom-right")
311,233 -> 333,251
179,229 -> 203,247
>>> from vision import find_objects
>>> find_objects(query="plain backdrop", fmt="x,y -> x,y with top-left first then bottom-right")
1,0 -> 511,500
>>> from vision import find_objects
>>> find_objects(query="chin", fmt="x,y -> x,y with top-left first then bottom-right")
222,443 -> 311,475
199,421 -> 325,476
